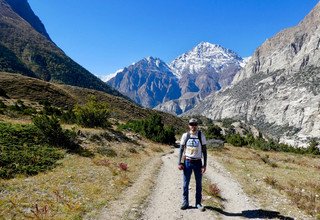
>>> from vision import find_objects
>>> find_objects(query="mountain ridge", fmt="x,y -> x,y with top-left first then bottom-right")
106,42 -> 245,114
107,57 -> 181,108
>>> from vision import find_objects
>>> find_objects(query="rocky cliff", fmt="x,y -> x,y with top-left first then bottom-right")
188,2 -> 320,147
107,57 -> 180,108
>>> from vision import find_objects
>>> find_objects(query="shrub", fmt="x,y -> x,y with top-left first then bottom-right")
220,118 -> 236,128
0,144 -> 64,179
60,109 -> 76,124
120,114 -> 176,145
0,122 -> 40,146
0,122 -> 64,179
263,176 -> 278,187
41,100 -> 62,116
6,100 -> 37,115
305,139 -> 320,155
0,87 -> 8,98
226,133 -> 246,147
73,96 -> 110,128
206,124 -> 223,140
32,115 -> 79,151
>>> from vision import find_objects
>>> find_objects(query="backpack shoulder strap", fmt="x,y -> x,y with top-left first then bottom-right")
198,130 -> 203,147
184,132 -> 190,146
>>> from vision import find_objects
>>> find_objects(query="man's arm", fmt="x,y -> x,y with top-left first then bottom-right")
202,144 -> 207,167
178,133 -> 186,170
178,141 -> 185,165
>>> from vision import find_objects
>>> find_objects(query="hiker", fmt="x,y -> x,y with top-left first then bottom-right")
178,118 -> 207,211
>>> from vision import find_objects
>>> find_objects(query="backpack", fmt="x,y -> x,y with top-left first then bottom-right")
180,130 -> 204,163
183,130 -> 203,147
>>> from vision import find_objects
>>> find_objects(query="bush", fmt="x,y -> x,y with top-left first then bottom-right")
120,114 -> 176,145
6,100 -> 37,115
0,144 -> 64,179
0,87 -> 8,98
41,100 -> 62,116
0,122 -> 40,146
305,139 -> 320,155
0,122 -> 64,179
32,115 -> 79,151
226,133 -> 246,147
60,108 -> 76,124
206,124 -> 224,140
73,96 -> 110,128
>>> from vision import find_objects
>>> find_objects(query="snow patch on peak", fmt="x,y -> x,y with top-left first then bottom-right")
240,56 -> 252,68
101,69 -> 122,82
170,42 -> 243,77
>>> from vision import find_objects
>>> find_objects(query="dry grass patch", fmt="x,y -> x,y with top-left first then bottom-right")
202,177 -> 224,210
209,144 -> 320,219
0,130 -> 170,219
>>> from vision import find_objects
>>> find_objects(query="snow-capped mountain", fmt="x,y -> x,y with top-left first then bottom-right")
170,42 -> 245,79
105,42 -> 245,114
106,57 -> 180,108
155,42 -> 245,114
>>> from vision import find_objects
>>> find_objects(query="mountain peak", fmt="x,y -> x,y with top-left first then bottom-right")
143,56 -> 162,63
196,41 -> 222,49
170,42 -> 243,78
137,56 -> 172,71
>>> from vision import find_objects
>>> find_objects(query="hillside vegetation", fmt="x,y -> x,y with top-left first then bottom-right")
0,72 -> 181,218
0,72 -> 185,129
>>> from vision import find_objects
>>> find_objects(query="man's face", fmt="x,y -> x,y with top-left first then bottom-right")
189,123 -> 198,132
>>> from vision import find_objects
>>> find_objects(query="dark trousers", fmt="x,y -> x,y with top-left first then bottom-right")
182,159 -> 202,206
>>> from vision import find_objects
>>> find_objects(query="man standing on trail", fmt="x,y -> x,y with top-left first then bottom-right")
178,118 -> 207,211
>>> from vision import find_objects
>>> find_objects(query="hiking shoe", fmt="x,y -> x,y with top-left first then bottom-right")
180,204 -> 188,210
196,204 -> 205,211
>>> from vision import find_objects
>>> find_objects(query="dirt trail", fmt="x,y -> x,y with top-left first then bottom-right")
94,149 -> 298,220
140,149 -> 295,220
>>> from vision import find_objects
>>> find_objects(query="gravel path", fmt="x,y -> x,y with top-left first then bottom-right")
94,148 -> 298,220
140,149 -> 296,220
140,151 -> 217,220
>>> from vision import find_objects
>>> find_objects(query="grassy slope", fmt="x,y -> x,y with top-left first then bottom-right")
0,72 -> 185,130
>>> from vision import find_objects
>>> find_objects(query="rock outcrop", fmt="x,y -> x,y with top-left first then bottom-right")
188,2 -> 320,147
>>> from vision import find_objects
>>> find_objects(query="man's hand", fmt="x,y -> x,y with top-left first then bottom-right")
178,164 -> 184,170
201,166 -> 206,174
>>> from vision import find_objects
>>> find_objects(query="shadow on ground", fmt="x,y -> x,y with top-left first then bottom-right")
206,206 -> 294,220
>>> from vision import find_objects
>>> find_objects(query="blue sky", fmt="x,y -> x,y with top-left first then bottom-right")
28,0 -> 319,77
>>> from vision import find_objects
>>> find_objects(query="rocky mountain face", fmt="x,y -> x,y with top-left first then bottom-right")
106,42 -> 245,113
170,42 -> 244,91
107,57 -> 181,108
188,2 -> 320,147
155,42 -> 245,114
0,0 -> 122,97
